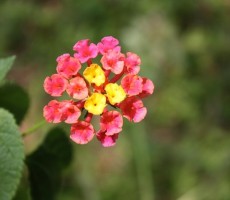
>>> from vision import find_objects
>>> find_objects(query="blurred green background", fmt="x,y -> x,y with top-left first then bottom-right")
1,0 -> 230,199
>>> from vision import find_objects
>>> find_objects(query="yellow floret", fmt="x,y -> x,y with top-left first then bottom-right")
84,93 -> 106,115
83,64 -> 105,86
105,83 -> 126,105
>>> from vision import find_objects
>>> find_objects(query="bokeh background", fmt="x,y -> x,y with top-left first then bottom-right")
1,0 -> 230,199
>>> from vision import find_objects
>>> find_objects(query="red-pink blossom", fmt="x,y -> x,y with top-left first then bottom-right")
66,76 -> 88,99
119,96 -> 147,123
56,53 -> 81,79
121,74 -> 143,96
125,52 -> 141,74
97,36 -> 121,55
43,36 -> 154,147
70,121 -> 94,144
139,78 -> 154,98
100,110 -> 123,135
73,39 -> 98,63
44,74 -> 67,97
43,100 -> 63,123
100,50 -> 125,74
61,101 -> 81,124
96,130 -> 119,147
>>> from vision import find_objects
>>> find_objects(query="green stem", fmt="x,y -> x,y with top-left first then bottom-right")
129,123 -> 155,200
21,119 -> 46,137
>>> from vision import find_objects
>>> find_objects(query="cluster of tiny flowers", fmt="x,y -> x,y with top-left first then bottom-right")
43,36 -> 154,147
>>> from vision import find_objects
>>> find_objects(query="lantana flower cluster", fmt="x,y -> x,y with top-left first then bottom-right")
43,36 -> 154,147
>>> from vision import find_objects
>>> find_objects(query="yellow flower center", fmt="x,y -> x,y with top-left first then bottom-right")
84,93 -> 106,115
105,83 -> 126,105
83,64 -> 105,86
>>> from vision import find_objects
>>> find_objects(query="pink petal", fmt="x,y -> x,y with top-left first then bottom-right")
97,36 -> 121,55
113,61 -> 125,74
66,76 -> 88,99
44,74 -> 67,97
56,53 -> 70,62
133,106 -> 147,123
100,50 -> 124,74
119,96 -> 147,123
88,43 -> 99,58
100,111 -> 123,135
121,74 -> 143,96
73,39 -> 98,63
56,54 -> 81,79
96,130 -> 119,147
139,78 -> 154,98
73,39 -> 89,51
60,101 -> 81,124
70,121 -> 94,144
43,100 -> 63,123
125,52 -> 141,75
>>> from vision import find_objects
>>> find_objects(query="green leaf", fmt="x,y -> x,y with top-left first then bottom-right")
13,166 -> 31,200
0,108 -> 25,200
0,56 -> 16,82
0,83 -> 29,124
26,127 -> 73,200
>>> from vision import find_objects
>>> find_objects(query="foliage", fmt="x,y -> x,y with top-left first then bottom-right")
0,109 -> 24,200
26,127 -> 73,200
0,56 -> 15,82
0,83 -> 29,124
0,56 -> 72,200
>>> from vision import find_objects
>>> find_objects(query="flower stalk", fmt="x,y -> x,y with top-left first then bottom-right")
21,119 -> 46,137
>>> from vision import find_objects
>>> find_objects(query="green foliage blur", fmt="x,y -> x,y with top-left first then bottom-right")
1,0 -> 230,199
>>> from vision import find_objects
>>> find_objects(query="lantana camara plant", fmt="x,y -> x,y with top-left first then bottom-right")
43,36 -> 154,147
